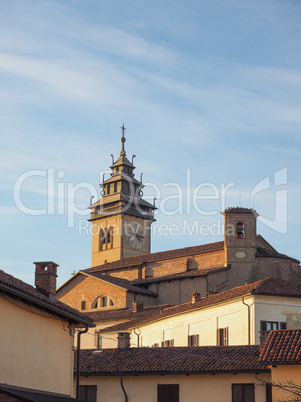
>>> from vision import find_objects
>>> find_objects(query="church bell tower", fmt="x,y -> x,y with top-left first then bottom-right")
88,126 -> 156,267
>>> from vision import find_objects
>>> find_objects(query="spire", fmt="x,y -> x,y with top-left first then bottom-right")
120,124 -> 126,156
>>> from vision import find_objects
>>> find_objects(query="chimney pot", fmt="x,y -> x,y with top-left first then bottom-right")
192,292 -> 201,303
34,261 -> 58,299
132,301 -> 143,312
117,332 -> 131,351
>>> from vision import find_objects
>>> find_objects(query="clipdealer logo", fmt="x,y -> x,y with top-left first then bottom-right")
13,167 -> 288,235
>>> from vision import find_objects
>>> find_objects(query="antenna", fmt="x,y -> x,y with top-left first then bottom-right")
140,173 -> 143,183
132,155 -> 136,164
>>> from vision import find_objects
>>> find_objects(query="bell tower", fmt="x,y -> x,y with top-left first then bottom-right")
88,126 -> 156,267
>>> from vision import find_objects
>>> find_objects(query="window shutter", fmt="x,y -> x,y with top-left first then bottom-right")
260,321 -> 267,332
224,327 -> 228,345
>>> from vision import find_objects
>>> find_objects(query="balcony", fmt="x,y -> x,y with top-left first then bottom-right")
89,205 -> 154,221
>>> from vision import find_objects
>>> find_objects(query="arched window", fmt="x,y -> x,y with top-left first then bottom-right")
236,222 -> 245,239
106,228 -> 110,244
91,296 -> 114,309
99,228 -> 105,250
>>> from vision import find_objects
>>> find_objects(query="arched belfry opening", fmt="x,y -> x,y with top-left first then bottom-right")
236,222 -> 245,239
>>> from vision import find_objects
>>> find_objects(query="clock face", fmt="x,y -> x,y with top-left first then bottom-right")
126,222 -> 146,250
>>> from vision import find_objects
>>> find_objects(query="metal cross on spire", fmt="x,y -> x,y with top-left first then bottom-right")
120,123 -> 126,156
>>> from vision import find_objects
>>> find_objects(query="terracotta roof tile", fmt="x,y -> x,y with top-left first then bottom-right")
131,265 -> 230,285
255,247 -> 300,263
259,329 -> 301,364
0,269 -> 93,325
223,207 -> 257,214
76,346 -> 268,375
84,304 -> 173,321
99,278 -> 301,333
86,272 -> 157,296
85,241 -> 225,273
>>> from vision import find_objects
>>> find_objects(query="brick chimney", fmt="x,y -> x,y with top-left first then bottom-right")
259,332 -> 270,349
117,332 -> 131,351
192,292 -> 201,303
132,301 -> 143,313
34,261 -> 58,299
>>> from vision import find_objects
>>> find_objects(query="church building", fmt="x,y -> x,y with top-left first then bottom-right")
56,127 -> 300,322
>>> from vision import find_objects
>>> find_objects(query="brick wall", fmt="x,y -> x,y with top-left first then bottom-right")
58,276 -> 127,311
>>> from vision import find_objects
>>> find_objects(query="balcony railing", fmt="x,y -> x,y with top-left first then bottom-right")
90,205 -> 154,221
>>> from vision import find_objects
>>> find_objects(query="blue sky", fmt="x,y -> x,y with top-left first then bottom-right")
0,0 -> 300,287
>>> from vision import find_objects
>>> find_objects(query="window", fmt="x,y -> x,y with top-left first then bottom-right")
107,184 -> 110,194
236,222 -> 245,239
260,321 -> 286,334
161,339 -> 174,347
232,384 -> 254,402
218,328 -> 228,346
91,296 -> 114,309
99,228 -> 105,250
99,227 -> 113,250
81,301 -> 86,310
266,383 -> 272,402
79,385 -> 97,402
114,182 -> 118,192
96,333 -> 102,349
188,334 -> 199,346
157,384 -> 179,402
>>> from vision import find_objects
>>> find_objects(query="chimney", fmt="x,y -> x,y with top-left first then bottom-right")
34,261 -> 58,299
117,332 -> 131,351
259,332 -> 270,350
192,292 -> 201,303
132,301 -> 143,313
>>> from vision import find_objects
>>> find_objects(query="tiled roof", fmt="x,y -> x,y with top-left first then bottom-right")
0,383 -> 77,401
131,265 -> 230,285
259,330 -> 301,364
85,272 -> 157,296
223,207 -> 257,214
0,269 -> 94,326
256,247 -> 300,263
85,241 -> 225,273
76,346 -> 268,375
84,304 -> 173,321
99,278 -> 301,333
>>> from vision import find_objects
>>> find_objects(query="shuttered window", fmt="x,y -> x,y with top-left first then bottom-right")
79,385 -> 97,402
232,384 -> 254,402
158,384 -> 179,402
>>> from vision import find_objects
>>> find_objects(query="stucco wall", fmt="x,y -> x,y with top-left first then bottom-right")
270,365 -> 301,402
0,295 -> 74,395
99,294 -> 301,349
78,372 -> 270,402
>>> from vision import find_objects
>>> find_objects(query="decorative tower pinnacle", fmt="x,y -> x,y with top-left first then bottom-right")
120,124 -> 126,156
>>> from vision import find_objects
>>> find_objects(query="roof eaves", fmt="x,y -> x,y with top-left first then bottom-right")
0,282 -> 95,327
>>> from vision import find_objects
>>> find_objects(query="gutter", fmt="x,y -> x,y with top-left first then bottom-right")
76,326 -> 89,399
242,296 -> 251,345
